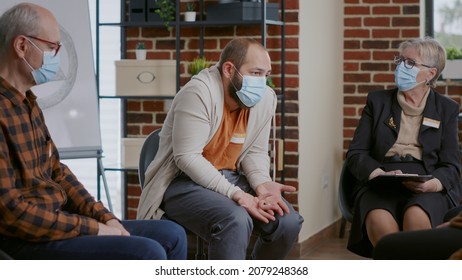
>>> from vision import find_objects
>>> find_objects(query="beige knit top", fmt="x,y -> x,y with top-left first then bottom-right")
385,89 -> 430,159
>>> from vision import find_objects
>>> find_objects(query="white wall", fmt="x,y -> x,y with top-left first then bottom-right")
297,1 -> 344,243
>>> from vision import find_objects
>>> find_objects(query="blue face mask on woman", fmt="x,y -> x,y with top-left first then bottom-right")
394,62 -> 425,92
232,66 -> 267,107
23,38 -> 61,85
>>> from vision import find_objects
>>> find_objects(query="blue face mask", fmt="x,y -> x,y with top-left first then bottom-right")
232,67 -> 267,107
394,62 -> 424,91
23,39 -> 61,85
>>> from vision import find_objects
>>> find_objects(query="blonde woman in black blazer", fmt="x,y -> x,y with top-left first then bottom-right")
345,37 -> 462,258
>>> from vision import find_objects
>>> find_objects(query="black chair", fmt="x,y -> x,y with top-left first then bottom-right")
338,160 -> 356,238
0,248 -> 13,260
138,128 -> 206,259
138,129 -> 160,187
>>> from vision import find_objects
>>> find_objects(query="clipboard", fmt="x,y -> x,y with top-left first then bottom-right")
367,174 -> 433,186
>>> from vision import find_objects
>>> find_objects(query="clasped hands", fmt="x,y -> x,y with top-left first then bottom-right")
98,219 -> 130,236
233,181 -> 296,223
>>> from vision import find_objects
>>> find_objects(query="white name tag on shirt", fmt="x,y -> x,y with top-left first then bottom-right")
422,117 -> 440,129
230,134 -> 246,144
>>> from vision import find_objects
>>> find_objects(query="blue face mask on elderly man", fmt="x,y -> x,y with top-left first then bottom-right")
231,66 -> 268,108
23,37 -> 63,85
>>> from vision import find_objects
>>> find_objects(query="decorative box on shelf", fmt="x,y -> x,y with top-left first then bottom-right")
121,137 -> 146,168
115,59 -> 176,96
128,0 -> 146,22
129,0 -> 164,23
206,2 -> 279,22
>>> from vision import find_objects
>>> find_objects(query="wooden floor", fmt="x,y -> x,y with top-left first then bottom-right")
288,222 -> 369,260
187,223 -> 370,260
297,234 -> 368,260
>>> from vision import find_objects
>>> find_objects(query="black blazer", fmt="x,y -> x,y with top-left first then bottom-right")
346,88 -> 461,205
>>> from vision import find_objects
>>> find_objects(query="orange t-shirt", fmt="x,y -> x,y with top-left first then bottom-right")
202,103 -> 249,170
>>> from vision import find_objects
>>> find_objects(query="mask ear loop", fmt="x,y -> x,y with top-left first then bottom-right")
228,64 -> 242,92
232,64 -> 244,78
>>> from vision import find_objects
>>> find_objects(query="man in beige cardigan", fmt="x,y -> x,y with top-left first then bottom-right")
137,38 -> 303,259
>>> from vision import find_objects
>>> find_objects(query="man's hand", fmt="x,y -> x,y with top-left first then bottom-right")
255,181 -> 296,217
97,219 -> 130,236
232,191 -> 276,223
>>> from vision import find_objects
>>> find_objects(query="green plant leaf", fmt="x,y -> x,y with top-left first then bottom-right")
136,42 -> 145,49
188,57 -> 210,76
446,47 -> 462,60
186,2 -> 196,12
155,0 -> 175,31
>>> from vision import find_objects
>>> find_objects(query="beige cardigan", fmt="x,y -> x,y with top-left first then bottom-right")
137,65 -> 277,220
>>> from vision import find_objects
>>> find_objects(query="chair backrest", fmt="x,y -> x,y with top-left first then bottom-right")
0,248 -> 13,260
138,129 -> 161,188
338,160 -> 357,222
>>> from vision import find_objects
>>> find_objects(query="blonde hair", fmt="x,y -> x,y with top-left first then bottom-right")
398,37 -> 446,87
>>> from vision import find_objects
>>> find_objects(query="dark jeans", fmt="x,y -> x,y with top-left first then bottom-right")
0,220 -> 187,260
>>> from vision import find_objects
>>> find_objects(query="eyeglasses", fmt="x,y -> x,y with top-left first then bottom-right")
393,55 -> 432,69
26,35 -> 62,57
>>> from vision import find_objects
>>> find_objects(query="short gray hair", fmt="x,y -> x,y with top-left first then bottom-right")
0,3 -> 41,56
398,37 -> 446,87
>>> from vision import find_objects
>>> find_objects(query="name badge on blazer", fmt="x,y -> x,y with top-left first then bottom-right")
422,117 -> 440,129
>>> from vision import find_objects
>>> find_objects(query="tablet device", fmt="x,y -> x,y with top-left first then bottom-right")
367,173 -> 433,186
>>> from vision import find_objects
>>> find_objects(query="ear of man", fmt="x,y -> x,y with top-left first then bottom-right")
13,35 -> 28,58
221,61 -> 236,80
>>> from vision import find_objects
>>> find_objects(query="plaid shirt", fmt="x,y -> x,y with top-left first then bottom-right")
0,77 -> 116,242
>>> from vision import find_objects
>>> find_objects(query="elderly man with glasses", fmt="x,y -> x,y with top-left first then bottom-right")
0,2 -> 187,260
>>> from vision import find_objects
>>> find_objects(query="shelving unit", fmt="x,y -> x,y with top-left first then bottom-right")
96,0 -> 286,218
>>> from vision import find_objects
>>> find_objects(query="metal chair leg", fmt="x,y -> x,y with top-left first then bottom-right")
195,235 -> 207,259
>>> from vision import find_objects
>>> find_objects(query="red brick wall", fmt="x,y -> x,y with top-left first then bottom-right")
123,0 -> 462,219
123,0 -> 300,219
343,0 -> 462,158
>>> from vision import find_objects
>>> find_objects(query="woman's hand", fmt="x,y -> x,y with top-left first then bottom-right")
403,178 -> 440,193
369,168 -> 403,180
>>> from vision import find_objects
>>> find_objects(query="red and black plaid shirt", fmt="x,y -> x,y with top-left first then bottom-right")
0,76 -> 116,242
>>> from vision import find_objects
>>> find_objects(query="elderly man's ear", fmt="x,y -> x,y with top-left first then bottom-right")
13,35 -> 28,58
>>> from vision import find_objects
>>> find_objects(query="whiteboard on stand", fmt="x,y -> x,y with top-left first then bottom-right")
0,0 -> 101,159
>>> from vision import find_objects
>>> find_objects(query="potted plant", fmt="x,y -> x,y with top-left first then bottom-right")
155,0 -> 176,31
184,2 -> 196,22
266,76 -> 275,89
135,42 -> 147,60
442,46 -> 462,80
188,56 -> 210,76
